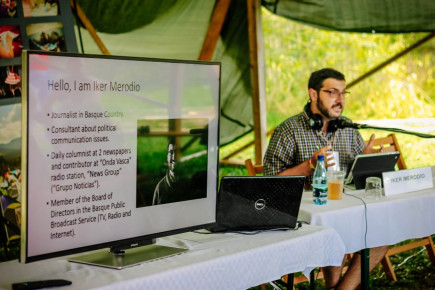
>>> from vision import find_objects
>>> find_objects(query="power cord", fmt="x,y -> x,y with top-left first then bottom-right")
344,190 -> 368,249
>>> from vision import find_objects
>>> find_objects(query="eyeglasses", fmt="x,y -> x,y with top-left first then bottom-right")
320,89 -> 350,99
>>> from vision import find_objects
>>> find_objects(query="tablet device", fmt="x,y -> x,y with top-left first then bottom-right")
344,151 -> 400,190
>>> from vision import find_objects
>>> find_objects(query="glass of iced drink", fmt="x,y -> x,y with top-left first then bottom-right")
327,171 -> 346,200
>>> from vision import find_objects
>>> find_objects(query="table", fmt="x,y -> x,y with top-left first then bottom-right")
299,187 -> 435,253
0,225 -> 345,290
298,167 -> 435,288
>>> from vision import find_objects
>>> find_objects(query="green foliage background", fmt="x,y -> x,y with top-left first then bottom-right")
262,9 -> 435,122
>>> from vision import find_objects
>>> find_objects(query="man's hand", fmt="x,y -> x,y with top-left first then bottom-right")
363,134 -> 383,154
279,145 -> 336,179
311,145 -> 335,168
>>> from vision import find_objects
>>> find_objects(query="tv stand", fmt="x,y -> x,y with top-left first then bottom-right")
68,243 -> 187,269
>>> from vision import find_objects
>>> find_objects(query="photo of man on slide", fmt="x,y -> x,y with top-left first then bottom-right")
136,118 -> 209,208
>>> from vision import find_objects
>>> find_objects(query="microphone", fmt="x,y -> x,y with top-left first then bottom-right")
336,119 -> 365,129
335,119 -> 435,138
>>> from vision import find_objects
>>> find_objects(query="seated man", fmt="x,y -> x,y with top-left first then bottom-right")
263,68 -> 388,289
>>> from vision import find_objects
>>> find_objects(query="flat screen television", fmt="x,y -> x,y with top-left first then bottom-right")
20,50 -> 220,268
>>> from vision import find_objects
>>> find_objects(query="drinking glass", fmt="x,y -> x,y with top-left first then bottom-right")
364,177 -> 382,200
327,170 -> 345,200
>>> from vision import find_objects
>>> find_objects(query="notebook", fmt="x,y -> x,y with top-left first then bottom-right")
344,151 -> 400,190
209,176 -> 305,232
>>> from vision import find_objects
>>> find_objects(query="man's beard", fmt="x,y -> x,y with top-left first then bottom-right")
317,98 -> 342,120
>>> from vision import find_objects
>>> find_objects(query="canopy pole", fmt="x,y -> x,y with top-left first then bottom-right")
247,0 -> 267,165
347,31 -> 435,88
198,0 -> 232,61
70,0 -> 110,55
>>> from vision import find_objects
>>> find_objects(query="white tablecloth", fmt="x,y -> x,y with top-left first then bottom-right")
298,185 -> 435,254
0,225 -> 345,290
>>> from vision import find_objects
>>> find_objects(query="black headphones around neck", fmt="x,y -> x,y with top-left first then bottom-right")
304,102 -> 341,133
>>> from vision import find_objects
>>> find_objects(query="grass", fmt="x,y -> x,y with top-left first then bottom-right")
369,243 -> 435,289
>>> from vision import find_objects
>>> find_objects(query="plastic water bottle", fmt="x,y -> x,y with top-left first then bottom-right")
313,155 -> 328,205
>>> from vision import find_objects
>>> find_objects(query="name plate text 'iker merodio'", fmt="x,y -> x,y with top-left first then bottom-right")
383,167 -> 433,196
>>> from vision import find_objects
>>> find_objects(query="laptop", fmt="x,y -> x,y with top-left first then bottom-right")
344,151 -> 400,190
209,176 -> 305,232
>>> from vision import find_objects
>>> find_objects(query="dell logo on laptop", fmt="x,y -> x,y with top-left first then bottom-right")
255,199 -> 266,210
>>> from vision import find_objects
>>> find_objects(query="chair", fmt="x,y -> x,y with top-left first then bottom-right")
368,133 -> 407,170
244,159 -> 263,176
366,133 -> 435,281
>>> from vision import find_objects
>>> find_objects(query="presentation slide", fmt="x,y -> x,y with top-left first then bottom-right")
23,52 -> 220,259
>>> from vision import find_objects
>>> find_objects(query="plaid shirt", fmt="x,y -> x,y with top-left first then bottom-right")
263,111 -> 365,185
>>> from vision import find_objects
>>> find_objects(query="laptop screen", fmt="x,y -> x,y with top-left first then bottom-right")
211,176 -> 305,232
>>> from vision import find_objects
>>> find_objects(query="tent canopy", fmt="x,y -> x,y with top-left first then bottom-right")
76,0 -> 435,145
262,0 -> 435,33
78,0 -> 435,34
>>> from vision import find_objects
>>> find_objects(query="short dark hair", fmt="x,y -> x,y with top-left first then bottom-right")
308,68 -> 345,91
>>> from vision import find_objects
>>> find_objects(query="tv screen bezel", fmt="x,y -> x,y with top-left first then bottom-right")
20,50 -> 221,264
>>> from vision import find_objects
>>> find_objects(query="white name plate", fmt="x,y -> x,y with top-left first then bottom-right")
383,167 -> 433,196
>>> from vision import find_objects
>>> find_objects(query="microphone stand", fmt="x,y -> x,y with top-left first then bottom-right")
355,123 -> 435,139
